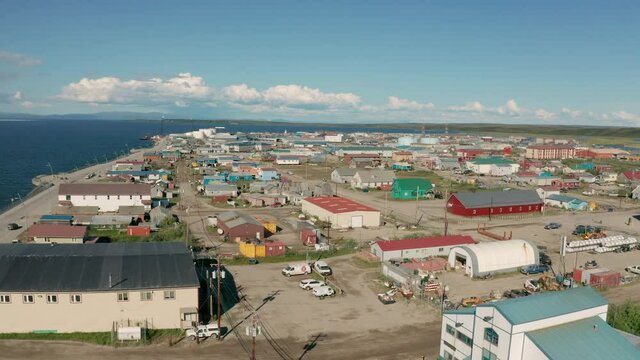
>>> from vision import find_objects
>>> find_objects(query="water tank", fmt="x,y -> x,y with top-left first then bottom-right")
397,136 -> 415,146
420,137 -> 439,145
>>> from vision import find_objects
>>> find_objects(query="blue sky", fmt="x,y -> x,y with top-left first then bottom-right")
1,0 -> 639,125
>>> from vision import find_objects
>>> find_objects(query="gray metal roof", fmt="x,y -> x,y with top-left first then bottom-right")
354,169 -> 396,183
218,211 -> 262,228
0,242 -> 199,292
453,190 -> 542,208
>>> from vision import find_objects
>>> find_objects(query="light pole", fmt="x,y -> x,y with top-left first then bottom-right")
46,162 -> 54,177
15,193 -> 27,228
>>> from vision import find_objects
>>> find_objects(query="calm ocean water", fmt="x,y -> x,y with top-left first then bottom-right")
0,119 -> 427,211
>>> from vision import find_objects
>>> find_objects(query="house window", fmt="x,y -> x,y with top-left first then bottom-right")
443,350 -> 454,360
107,195 -> 110,200
509,207 -> 513,212
95,195 -> 98,200
482,349 -> 497,360
117,292 -> 129,301
70,294 -> 82,303
446,324 -> 455,336
0,294 -> 10,303
164,290 -> 176,300
456,331 -> 473,347
140,195 -> 143,199
65,195 -> 71,201
472,210 -> 477,215
83,195 -> 86,200
117,195 -> 120,200
484,328 -> 499,345
23,294 -> 35,304
130,195 -> 133,200
46,294 -> 58,304
528,206 -> 531,210
140,291 -> 153,301
439,247 -> 444,252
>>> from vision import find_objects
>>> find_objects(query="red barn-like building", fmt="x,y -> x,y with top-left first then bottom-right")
447,190 -> 543,217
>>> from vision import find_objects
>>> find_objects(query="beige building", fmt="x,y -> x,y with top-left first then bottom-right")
58,183 -> 152,212
301,196 -> 380,229
27,224 -> 88,244
525,145 -> 575,160
0,242 -> 200,333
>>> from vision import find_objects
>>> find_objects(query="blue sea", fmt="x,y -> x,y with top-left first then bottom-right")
0,119 -> 431,211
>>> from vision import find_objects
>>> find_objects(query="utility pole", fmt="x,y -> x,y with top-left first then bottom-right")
246,315 -> 261,360
16,193 -> 27,228
215,255 -> 224,340
415,186 -> 420,221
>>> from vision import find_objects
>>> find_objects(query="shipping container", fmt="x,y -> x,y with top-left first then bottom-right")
590,271 -> 621,289
573,268 -> 609,284
300,229 -> 318,246
265,241 -> 286,257
127,226 -> 151,237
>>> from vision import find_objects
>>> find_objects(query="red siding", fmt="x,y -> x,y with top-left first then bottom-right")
127,226 -> 151,236
265,241 -> 286,256
218,222 -> 264,241
590,271 -> 621,289
447,194 -> 543,217
300,229 -> 317,246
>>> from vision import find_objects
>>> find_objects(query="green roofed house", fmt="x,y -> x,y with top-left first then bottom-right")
391,178 -> 434,199
438,287 -> 640,360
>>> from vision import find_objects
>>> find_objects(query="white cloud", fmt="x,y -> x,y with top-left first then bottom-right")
13,91 -> 22,101
534,108 -> 555,120
221,83 -> 360,111
610,110 -> 640,125
561,108 -> 582,117
387,96 -> 434,111
0,50 -> 42,67
59,73 -> 211,105
449,101 -> 485,112
496,99 -> 520,115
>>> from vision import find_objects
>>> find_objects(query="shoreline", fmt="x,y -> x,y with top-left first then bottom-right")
0,140 -> 164,236
0,145 -> 157,216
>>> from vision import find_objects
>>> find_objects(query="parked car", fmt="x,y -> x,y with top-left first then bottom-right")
248,258 -> 259,265
625,265 -> 640,275
313,260 -> 332,276
503,289 -> 530,298
7,223 -> 19,230
520,264 -> 550,275
312,285 -> 335,299
544,223 -> 561,230
584,260 -> 598,269
186,324 -> 220,340
282,262 -> 312,277
299,279 -> 326,290
539,253 -> 552,266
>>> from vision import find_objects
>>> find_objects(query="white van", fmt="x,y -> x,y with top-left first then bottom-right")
282,262 -> 312,277
186,324 -> 220,340
313,261 -> 332,276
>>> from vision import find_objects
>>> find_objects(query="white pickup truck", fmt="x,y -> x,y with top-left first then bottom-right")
186,324 -> 220,340
313,285 -> 335,299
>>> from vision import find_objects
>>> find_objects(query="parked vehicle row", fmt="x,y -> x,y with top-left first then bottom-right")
282,261 -> 333,277
299,279 -> 335,298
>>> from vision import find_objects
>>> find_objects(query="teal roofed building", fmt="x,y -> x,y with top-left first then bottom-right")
438,287 -> 640,360
391,178 -> 434,199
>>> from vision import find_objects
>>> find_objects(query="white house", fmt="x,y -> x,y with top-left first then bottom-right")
330,168 -> 357,184
275,155 -> 301,165
324,133 -> 343,143
350,169 -> 396,189
439,287 -> 640,360
58,183 -> 152,212
371,235 -> 475,262
466,157 -> 519,176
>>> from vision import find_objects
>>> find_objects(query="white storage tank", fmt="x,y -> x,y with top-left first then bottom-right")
420,137 -> 439,145
397,136 -> 415,146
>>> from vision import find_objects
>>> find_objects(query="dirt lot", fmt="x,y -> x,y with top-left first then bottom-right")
0,255 -> 443,360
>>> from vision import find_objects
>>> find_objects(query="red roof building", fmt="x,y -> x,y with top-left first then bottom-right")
301,196 -> 380,229
371,235 -> 476,261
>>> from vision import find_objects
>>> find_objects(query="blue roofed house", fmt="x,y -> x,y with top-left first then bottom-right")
544,194 -> 589,211
258,167 -> 279,181
227,172 -> 254,182
439,287 -> 640,360
203,174 -> 227,185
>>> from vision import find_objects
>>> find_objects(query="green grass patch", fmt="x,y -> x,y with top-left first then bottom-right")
351,256 -> 381,269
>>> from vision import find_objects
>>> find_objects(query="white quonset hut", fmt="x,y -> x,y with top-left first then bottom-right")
447,239 -> 538,278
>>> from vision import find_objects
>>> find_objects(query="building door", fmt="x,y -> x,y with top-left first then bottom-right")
351,215 -> 363,228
